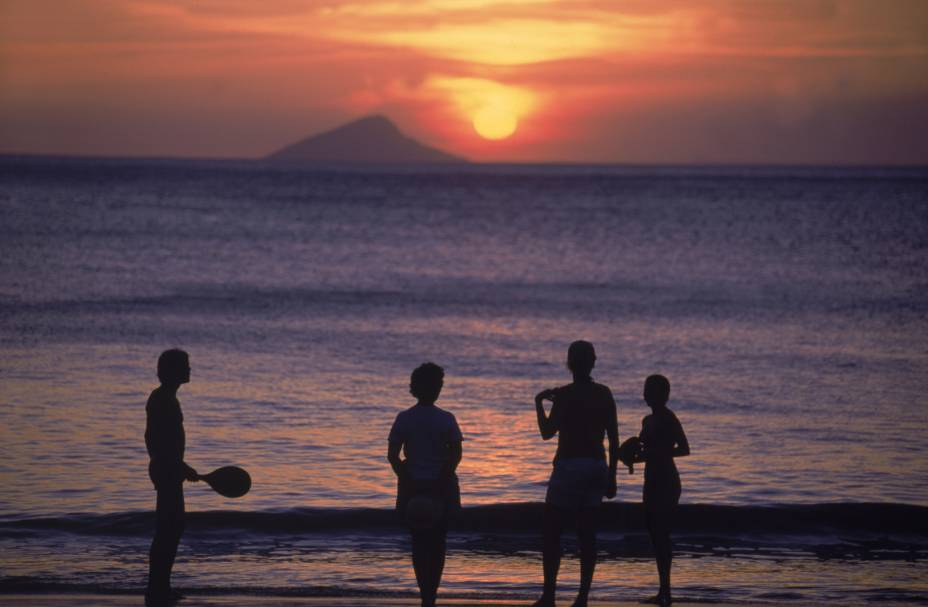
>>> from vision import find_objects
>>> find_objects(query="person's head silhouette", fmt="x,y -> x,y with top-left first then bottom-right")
410,362 -> 444,405
644,374 -> 670,408
157,349 -> 190,387
567,340 -> 596,380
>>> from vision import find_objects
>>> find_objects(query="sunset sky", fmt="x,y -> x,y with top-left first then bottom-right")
2,0 -> 927,163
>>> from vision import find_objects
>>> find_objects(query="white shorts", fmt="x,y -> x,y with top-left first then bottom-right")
545,457 -> 608,510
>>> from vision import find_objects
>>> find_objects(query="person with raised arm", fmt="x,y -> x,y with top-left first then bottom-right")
533,341 -> 619,607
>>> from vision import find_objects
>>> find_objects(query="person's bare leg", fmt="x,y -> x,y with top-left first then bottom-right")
571,512 -> 597,607
656,525 -> 672,605
645,517 -> 672,606
429,529 -> 447,606
147,485 -> 184,605
411,530 -> 433,607
533,504 -> 565,606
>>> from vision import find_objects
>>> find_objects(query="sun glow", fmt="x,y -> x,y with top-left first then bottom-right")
371,19 -> 614,66
428,77 -> 536,142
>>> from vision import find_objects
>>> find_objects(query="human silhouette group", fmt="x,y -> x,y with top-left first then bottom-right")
145,342 -> 690,607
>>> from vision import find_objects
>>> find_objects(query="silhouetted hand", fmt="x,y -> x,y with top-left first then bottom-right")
184,464 -> 199,482
535,388 -> 557,403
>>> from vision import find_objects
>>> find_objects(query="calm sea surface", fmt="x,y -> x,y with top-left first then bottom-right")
1,157 -> 926,603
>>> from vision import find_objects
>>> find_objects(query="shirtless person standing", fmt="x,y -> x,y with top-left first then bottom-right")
636,374 -> 690,606
145,349 -> 199,606
533,341 -> 619,607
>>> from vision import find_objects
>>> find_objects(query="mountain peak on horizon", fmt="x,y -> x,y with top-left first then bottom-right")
345,114 -> 396,129
265,115 -> 465,165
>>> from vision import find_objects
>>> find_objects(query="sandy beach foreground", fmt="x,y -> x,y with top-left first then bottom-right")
0,596 -> 834,607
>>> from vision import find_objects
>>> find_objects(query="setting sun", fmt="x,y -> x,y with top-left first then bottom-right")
1,0 -> 925,163
426,77 -> 536,145
473,106 -> 517,140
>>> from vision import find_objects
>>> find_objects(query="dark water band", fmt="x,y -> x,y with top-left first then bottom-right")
2,502 -> 926,537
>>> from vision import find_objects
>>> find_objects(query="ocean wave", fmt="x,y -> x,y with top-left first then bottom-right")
0,578 -> 419,599
3,278 -> 924,317
1,578 -> 926,605
3,502 -> 926,538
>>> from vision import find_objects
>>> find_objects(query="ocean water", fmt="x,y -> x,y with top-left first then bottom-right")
1,157 -> 927,603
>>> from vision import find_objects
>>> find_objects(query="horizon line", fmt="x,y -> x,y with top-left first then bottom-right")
2,151 -> 927,171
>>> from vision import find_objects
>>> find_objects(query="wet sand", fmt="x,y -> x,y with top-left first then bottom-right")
0,595 -> 824,607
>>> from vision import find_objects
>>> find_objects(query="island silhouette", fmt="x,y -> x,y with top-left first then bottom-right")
265,115 -> 466,165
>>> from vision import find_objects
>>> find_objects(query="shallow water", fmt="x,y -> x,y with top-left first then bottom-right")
1,505 -> 926,604
1,158 -> 927,602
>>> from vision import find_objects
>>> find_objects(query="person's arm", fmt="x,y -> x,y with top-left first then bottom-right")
535,388 -> 559,439
605,389 -> 619,498
146,397 -> 191,481
387,440 -> 406,478
439,440 -> 463,484
672,416 -> 690,458
145,400 -> 170,463
387,414 -> 406,478
440,416 -> 464,483
632,417 -> 649,463
145,400 -> 186,476
176,403 -> 198,482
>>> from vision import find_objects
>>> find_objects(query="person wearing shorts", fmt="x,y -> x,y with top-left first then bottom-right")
388,362 -> 463,607
533,341 -> 619,607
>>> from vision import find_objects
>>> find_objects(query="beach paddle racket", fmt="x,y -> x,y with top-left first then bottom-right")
200,466 -> 251,498
619,437 -> 641,474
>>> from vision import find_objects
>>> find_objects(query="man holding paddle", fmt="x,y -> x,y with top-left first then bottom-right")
145,349 -> 199,606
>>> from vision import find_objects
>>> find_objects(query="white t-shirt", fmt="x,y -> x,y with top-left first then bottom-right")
389,403 -> 463,481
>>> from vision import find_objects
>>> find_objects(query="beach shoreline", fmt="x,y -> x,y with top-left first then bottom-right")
0,594 -> 841,607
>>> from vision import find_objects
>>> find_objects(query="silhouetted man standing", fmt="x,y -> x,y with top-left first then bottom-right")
533,341 -> 619,607
145,349 -> 198,606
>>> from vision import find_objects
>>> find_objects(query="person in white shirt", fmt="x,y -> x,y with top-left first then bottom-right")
388,362 -> 463,607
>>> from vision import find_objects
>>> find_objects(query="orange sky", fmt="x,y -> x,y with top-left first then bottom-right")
2,0 -> 927,163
